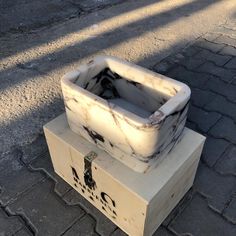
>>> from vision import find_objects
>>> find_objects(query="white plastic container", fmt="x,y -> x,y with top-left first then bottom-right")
61,56 -> 191,172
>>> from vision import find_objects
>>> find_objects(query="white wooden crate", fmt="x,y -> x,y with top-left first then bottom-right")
44,114 -> 205,236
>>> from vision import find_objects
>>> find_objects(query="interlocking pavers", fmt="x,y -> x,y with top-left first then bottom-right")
63,189 -> 117,236
198,61 -> 236,83
202,137 -> 230,167
215,26 -> 236,37
186,120 -> 198,132
169,194 -> 236,236
194,48 -> 232,66
205,95 -> 236,121
194,163 -> 236,213
188,105 -> 221,133
223,197 -> 236,224
20,134 -> 48,165
205,77 -> 236,102
0,149 -> 44,206
7,179 -> 85,236
153,60 -> 175,74
29,151 -> 72,197
219,45 -> 236,57
14,228 -> 33,236
190,88 -> 215,108
177,56 -> 204,70
162,189 -> 193,227
215,35 -> 236,47
210,117 -> 236,144
202,32 -> 221,41
225,57 -> 236,69
0,208 -> 24,235
182,46 -> 201,57
111,228 -> 127,236
215,145 -> 236,176
193,39 -> 225,53
153,226 -> 175,236
166,66 -> 210,88
63,215 -> 99,236
223,23 -> 236,31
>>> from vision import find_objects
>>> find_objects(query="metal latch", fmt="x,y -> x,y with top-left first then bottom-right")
84,151 -> 97,190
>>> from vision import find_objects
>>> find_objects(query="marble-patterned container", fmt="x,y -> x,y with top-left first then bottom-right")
61,56 -> 191,172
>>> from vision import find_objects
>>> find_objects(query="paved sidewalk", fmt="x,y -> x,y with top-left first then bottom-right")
0,1 -> 236,235
153,22 -> 236,235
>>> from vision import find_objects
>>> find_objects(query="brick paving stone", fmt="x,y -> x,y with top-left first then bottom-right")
153,226 -> 175,236
223,197 -> 236,224
29,151 -> 71,197
169,194 -> 236,236
0,208 -> 24,235
205,95 -> 236,121
190,88 -> 215,108
182,46 -> 201,57
205,77 -> 236,102
0,149 -> 44,205
166,66 -> 209,88
215,35 -> 236,47
202,32 -> 221,41
109,223 -> 176,235
195,48 -> 231,66
178,57 -> 204,70
225,57 -> 236,69
210,117 -> 236,143
223,23 -> 236,31
187,105 -> 221,133
215,145 -> 236,176
202,137 -> 230,167
153,60 -> 175,74
231,78 -> 236,85
219,45 -> 236,57
215,27 -> 236,38
186,120 -> 199,132
63,189 -> 117,236
63,214 -> 99,236
14,228 -> 33,236
162,189 -> 193,227
194,163 -> 236,213
153,53 -> 192,75
193,39 -> 225,53
110,228 -> 127,236
168,52 -> 185,63
8,178 -> 85,236
198,61 -> 236,83
21,134 -> 48,164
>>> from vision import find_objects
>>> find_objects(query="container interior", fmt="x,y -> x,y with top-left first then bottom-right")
80,68 -> 172,118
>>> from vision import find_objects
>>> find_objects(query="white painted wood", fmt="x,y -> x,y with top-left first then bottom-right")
61,56 -> 191,172
44,113 -> 205,236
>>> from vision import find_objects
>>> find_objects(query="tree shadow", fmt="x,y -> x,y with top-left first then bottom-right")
0,0 -> 164,60
0,0 -> 222,92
